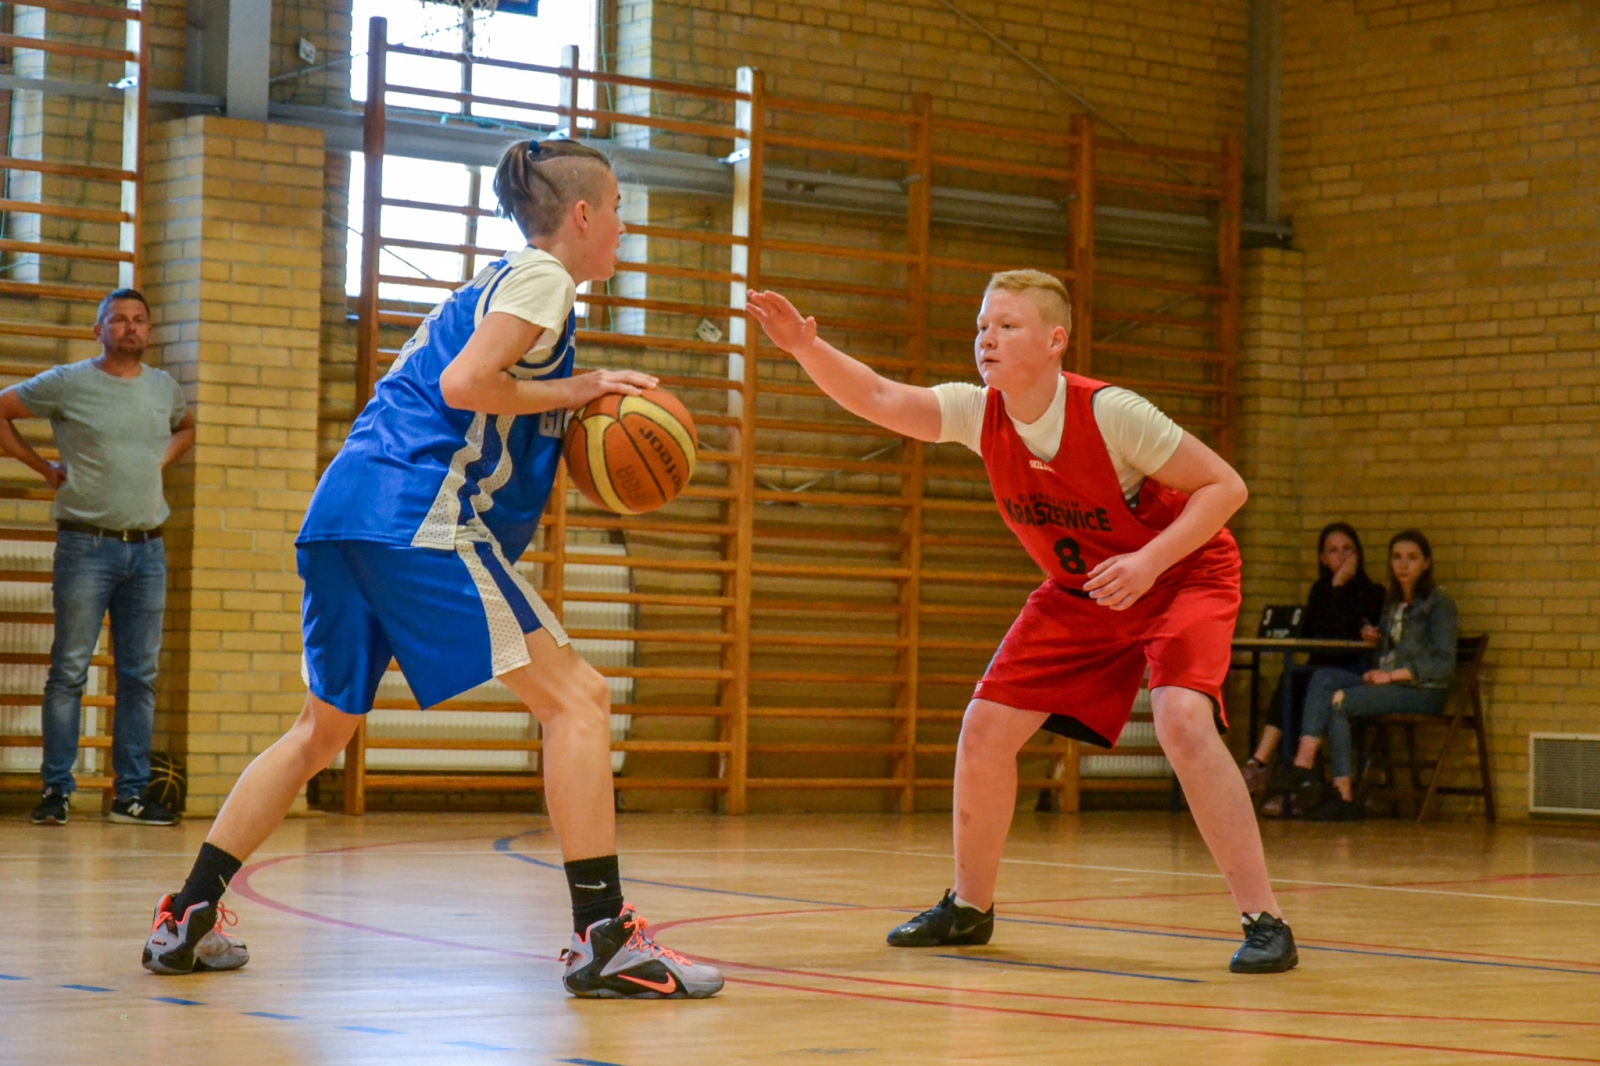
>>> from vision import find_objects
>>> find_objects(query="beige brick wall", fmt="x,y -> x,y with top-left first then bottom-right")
144,115 -> 325,815
630,0 -> 1247,148
1231,0 -> 1600,818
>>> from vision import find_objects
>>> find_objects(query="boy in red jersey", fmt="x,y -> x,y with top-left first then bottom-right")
747,271 -> 1296,973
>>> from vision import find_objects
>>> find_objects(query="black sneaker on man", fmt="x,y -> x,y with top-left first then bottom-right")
1229,913 -> 1299,973
109,795 -> 177,826
886,890 -> 994,947
30,788 -> 68,825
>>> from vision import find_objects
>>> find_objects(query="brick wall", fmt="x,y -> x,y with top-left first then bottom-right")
1230,0 -> 1600,818
144,115 -> 325,815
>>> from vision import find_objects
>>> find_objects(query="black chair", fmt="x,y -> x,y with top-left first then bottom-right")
1357,635 -> 1494,822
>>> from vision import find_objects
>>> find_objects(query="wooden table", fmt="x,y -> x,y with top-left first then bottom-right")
1230,637 -> 1372,750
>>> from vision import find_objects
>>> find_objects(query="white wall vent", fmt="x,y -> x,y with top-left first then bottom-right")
1529,734 -> 1600,816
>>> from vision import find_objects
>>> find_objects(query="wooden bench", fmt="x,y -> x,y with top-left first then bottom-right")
1357,635 -> 1494,822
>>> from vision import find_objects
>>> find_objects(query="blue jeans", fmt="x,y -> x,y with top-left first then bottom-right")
40,531 -> 166,799
1300,667 -> 1448,779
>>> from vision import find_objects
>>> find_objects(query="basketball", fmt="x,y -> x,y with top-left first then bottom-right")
145,751 -> 187,813
563,388 -> 698,515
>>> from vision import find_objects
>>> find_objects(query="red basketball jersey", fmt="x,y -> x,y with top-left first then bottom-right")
981,372 -> 1239,592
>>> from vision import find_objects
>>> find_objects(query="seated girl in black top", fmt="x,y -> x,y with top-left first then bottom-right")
1242,522 -> 1384,801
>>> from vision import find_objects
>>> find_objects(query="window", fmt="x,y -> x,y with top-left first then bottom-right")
345,0 -> 600,302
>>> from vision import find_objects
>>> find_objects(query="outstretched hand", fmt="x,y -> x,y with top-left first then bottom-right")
746,290 -> 817,354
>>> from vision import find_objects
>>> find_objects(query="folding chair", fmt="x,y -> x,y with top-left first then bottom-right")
1357,635 -> 1494,822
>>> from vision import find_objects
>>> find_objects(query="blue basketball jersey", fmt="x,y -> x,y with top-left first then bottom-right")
298,258 -> 575,560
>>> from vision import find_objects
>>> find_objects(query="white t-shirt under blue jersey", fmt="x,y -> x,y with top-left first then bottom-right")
298,247 -> 577,557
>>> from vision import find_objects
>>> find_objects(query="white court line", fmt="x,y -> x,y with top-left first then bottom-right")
491,842 -> 1600,909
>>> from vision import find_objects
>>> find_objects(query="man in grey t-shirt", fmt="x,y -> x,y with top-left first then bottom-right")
0,289 -> 195,825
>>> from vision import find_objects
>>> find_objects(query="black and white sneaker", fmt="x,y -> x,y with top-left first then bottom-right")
1230,913 -> 1299,973
30,788 -> 68,825
886,890 -> 994,947
109,795 -> 177,826
561,904 -> 723,998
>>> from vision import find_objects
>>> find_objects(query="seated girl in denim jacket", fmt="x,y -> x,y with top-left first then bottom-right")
1273,529 -> 1458,821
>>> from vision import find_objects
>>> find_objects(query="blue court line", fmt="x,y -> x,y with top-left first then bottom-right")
494,836 -> 1600,980
558,1059 -> 630,1066
996,916 -> 1600,977
445,1040 -> 512,1051
149,996 -> 205,1006
492,835 -> 850,908
0,974 -> 27,981
60,983 -> 114,992
933,953 -> 1203,984
340,1025 -> 403,1035
242,1010 -> 301,1021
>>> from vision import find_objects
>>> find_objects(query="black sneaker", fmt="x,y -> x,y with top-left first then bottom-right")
1267,765 -> 1324,811
1230,913 -> 1299,973
109,795 -> 177,826
887,890 -> 994,947
30,788 -> 68,825
1309,796 -> 1363,822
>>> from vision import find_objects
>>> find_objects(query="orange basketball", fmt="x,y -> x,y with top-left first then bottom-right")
563,387 -> 699,515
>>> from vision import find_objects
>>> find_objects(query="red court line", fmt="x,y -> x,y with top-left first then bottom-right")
728,974 -> 1600,1063
231,835 -> 559,965
650,909 -> 1600,1029
698,947 -> 1600,1029
236,841 -> 1600,1060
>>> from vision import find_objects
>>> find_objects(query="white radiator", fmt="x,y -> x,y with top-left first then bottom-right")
1529,734 -> 1600,816
1079,688 -> 1172,779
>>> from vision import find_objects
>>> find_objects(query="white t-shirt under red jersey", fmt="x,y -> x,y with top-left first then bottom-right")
931,376 -> 1184,503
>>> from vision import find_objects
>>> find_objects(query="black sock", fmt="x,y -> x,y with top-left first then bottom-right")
170,842 -> 243,917
565,855 -> 624,935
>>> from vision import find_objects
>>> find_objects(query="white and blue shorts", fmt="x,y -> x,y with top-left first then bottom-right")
297,538 -> 568,715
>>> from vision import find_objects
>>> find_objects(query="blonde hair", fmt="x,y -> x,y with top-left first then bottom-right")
493,138 -> 613,239
984,269 -> 1072,331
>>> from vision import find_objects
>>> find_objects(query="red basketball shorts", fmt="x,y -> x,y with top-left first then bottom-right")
973,553 -> 1241,748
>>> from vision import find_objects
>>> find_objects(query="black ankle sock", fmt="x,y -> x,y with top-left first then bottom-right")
565,855 -> 624,935
171,842 -> 243,917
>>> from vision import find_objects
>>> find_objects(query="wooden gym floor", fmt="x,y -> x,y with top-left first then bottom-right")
3,810 -> 1598,1065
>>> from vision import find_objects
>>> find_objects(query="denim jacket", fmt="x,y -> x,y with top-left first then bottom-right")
1375,588 -> 1458,690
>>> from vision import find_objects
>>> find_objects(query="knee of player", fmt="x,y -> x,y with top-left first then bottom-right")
556,672 -> 611,730
1154,712 -> 1213,760
957,715 -> 1013,760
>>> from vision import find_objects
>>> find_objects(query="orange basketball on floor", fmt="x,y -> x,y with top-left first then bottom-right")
563,388 -> 698,515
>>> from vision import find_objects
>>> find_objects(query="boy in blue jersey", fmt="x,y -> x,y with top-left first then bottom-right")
142,139 -> 724,999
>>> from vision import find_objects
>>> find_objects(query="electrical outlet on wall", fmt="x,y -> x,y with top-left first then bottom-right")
298,37 -> 317,65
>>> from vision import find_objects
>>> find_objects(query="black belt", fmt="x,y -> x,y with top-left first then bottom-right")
57,521 -> 162,543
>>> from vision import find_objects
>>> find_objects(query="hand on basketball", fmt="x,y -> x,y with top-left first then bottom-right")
745,290 -> 817,353
1083,550 -> 1160,611
568,368 -> 658,407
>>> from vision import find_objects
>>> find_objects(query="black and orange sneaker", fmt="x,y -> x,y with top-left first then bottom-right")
561,903 -> 723,999
886,890 -> 994,947
141,894 -> 250,975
